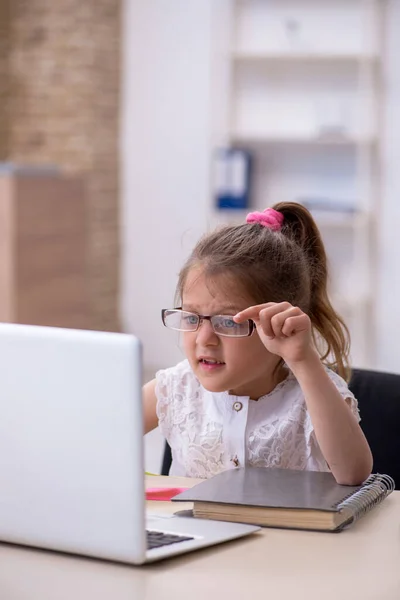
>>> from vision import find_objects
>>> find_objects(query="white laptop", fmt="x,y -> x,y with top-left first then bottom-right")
0,323 -> 259,564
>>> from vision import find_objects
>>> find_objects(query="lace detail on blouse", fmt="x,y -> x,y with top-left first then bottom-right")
156,361 -> 226,478
156,360 -> 360,478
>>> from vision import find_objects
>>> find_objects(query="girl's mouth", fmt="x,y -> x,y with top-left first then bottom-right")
198,358 -> 225,371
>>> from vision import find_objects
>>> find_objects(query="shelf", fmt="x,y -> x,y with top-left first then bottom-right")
232,51 -> 380,63
230,132 -> 376,147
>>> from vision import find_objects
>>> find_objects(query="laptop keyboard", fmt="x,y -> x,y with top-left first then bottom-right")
146,529 -> 194,550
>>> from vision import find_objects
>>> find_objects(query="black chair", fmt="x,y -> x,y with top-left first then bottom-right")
161,369 -> 400,488
349,369 -> 400,488
161,442 -> 172,477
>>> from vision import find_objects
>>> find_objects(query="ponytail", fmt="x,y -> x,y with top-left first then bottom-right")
272,202 -> 351,380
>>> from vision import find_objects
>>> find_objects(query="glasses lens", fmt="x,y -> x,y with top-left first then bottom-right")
163,310 -> 199,332
212,315 -> 250,337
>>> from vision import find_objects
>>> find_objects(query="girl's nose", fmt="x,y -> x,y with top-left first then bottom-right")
195,319 -> 219,346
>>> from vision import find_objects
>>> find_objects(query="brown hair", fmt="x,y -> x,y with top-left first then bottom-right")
177,202 -> 350,380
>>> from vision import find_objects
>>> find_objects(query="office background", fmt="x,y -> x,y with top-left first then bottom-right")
0,0 -> 398,472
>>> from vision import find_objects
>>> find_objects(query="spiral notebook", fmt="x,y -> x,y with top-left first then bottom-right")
172,467 -> 395,532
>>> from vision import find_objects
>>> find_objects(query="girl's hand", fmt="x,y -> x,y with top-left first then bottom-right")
234,302 -> 316,366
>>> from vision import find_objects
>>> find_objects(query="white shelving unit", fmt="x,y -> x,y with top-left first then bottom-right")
232,51 -> 380,62
209,0 -> 385,368
230,133 -> 377,145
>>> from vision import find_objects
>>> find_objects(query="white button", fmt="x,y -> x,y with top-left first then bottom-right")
233,401 -> 243,412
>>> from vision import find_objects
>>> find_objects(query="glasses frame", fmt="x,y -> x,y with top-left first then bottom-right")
161,308 -> 255,338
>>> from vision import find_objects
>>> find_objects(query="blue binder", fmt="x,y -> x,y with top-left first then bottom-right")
213,148 -> 252,210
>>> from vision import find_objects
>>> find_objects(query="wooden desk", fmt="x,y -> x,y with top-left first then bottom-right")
0,476 -> 399,600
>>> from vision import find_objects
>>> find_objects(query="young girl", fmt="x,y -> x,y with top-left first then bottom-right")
143,202 -> 373,485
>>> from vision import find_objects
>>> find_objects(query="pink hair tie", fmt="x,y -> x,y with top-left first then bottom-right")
246,208 -> 284,231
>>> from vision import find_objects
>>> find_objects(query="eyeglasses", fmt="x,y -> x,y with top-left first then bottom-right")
161,308 -> 255,338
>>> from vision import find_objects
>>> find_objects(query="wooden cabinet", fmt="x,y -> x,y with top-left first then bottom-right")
0,168 -> 89,329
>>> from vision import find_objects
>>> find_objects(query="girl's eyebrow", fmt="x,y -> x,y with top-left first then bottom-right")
182,304 -> 242,314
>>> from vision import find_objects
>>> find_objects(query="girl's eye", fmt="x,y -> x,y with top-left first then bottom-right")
185,315 -> 198,325
221,318 -> 236,328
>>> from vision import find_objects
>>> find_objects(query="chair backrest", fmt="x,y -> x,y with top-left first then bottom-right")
349,368 -> 400,489
161,369 -> 400,488
161,440 -> 172,476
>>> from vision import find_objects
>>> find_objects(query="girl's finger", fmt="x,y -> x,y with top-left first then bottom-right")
257,310 -> 275,338
269,307 -> 302,337
234,302 -> 276,323
281,314 -> 310,337
258,303 -> 294,337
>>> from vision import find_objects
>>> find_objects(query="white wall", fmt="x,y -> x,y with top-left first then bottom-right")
120,0 -> 216,374
376,0 -> 400,372
121,0 -> 218,471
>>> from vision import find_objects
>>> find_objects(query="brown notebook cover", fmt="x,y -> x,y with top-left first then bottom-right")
172,467 -> 395,532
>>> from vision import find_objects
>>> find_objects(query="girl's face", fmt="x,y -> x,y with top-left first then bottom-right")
181,268 -> 282,399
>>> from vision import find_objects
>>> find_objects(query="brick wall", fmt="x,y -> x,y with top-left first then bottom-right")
0,1 -> 11,160
1,0 -> 121,331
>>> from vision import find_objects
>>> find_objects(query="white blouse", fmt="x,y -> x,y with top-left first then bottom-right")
155,359 -> 360,479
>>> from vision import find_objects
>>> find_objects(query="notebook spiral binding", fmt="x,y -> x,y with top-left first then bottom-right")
335,473 -> 395,526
